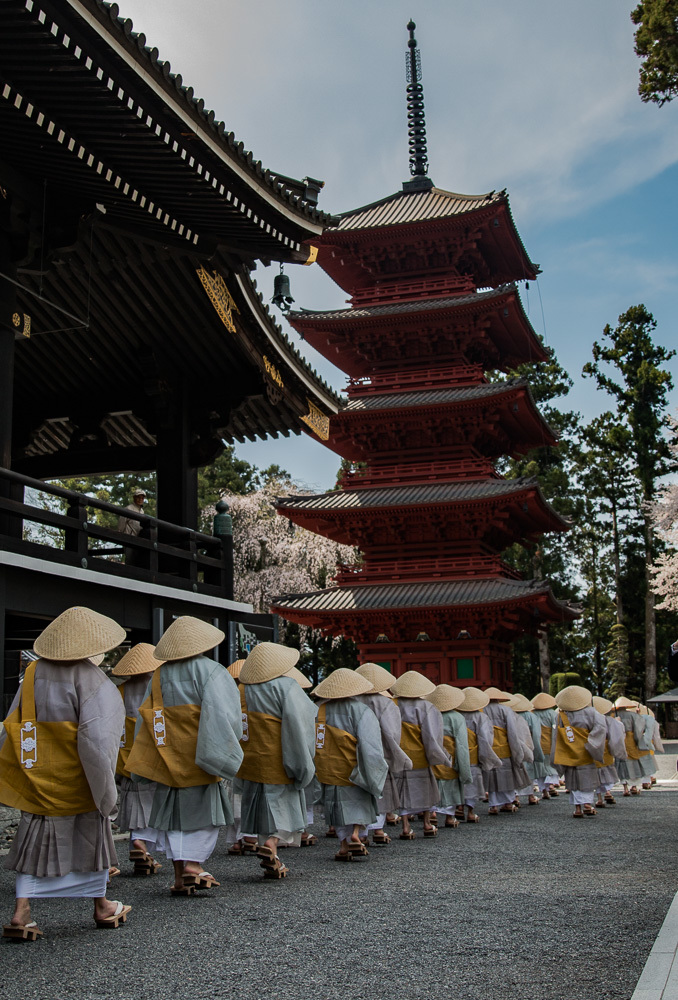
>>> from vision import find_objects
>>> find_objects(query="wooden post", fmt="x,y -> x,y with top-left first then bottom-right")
156,383 -> 198,530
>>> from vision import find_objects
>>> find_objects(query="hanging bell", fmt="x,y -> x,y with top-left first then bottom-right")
272,270 -> 294,312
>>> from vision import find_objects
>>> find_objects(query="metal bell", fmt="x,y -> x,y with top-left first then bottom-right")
272,270 -> 294,312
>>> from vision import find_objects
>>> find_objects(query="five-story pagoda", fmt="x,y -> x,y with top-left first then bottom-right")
271,23 -> 576,689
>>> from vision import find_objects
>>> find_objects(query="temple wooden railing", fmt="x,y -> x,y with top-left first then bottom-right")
0,468 -> 233,600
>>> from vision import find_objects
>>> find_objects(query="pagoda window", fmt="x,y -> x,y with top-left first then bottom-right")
456,657 -> 474,680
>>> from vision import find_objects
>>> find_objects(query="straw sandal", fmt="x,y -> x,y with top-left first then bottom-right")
423,826 -> 437,838
300,834 -> 318,847
399,830 -> 415,839
444,817 -> 459,828
94,902 -> 131,928
130,850 -> 161,876
182,871 -> 220,890
372,831 -> 391,845
2,921 -> 43,942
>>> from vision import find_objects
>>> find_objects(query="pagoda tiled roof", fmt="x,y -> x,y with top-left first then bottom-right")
291,285 -> 519,323
343,378 -> 526,412
277,477 -> 544,512
273,577 -> 570,614
332,186 -> 504,231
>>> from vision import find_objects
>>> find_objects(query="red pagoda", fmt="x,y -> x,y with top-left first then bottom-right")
271,23 -> 576,689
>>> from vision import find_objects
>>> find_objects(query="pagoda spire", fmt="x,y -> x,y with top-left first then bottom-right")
404,20 -> 433,191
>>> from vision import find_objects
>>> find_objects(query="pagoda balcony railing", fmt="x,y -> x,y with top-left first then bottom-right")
346,365 -> 485,395
335,557 -> 521,585
0,467 -> 233,600
340,457 -> 498,488
350,274 -> 475,308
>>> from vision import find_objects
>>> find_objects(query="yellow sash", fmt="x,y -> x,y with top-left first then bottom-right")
540,724 -> 553,756
624,729 -> 650,761
125,669 -> 221,788
554,710 -> 595,767
0,662 -> 97,816
432,734 -> 458,781
236,685 -> 291,785
467,729 -> 479,766
315,703 -> 358,786
394,699 -> 429,768
492,725 -> 512,760
115,684 -> 137,779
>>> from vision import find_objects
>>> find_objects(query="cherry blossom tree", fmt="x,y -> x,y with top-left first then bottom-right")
649,417 -> 678,612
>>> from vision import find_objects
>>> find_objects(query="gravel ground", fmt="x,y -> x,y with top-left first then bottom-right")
0,785 -> 676,1000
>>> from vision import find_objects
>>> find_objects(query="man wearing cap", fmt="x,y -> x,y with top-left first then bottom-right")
613,697 -> 647,797
111,643 -> 164,875
553,685 -> 606,817
425,685 -> 472,827
314,668 -> 388,860
237,642 -> 316,879
483,687 -> 530,815
117,488 -> 147,537
126,616 -> 243,895
531,693 -> 561,799
391,671 -> 451,838
0,606 -> 131,938
456,687 -> 502,823
592,696 -> 626,808
355,662 -> 412,845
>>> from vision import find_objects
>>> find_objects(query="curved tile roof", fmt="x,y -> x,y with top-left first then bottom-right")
291,285 -> 517,324
332,187 -> 504,231
344,378 -> 526,411
276,477 -> 537,511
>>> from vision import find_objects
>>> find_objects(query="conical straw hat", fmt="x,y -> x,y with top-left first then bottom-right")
154,616 -> 224,661
90,653 -> 105,667
390,671 -> 436,699
531,692 -> 557,710
33,607 -> 125,662
614,696 -> 639,711
554,685 -> 592,712
426,684 -> 465,713
457,687 -> 490,712
638,704 -> 649,716
287,665 -> 312,690
592,695 -> 613,716
313,668 -> 372,700
227,659 -> 246,680
240,642 -> 300,684
508,693 -> 532,713
485,686 -> 512,702
356,662 -> 396,694
112,643 -> 163,676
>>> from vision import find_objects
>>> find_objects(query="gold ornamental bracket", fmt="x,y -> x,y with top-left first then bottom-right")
300,398 -> 330,441
303,245 -> 319,265
263,355 -> 284,388
196,266 -> 239,333
12,312 -> 31,338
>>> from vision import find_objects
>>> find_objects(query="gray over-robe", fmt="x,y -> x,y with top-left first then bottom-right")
614,709 -> 647,783
356,692 -> 412,813
134,655 -> 243,833
393,698 -> 450,812
115,672 -> 156,832
2,658 -> 124,877
436,710 -> 472,809
638,715 -> 664,778
318,698 -> 388,827
522,711 -> 545,784
555,706 -> 606,791
238,674 -> 316,838
483,702 -> 530,793
462,710 -> 502,802
596,713 -> 626,788
531,707 -> 559,778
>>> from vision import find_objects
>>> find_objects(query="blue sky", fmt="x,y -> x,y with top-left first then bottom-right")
120,0 -> 678,490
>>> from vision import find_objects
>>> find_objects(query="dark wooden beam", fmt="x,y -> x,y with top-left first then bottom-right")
13,446 -> 157,480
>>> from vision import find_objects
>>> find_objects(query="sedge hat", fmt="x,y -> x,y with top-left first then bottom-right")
508,693 -> 532,713
288,665 -> 312,690
356,662 -> 396,694
426,684 -> 465,713
531,692 -> 557,710
614,696 -> 639,711
154,616 -> 225,661
313,668 -> 372,700
391,670 -> 436,699
457,687 -> 490,712
227,659 -> 246,680
555,685 -> 592,712
485,686 -> 512,702
240,642 -> 299,684
34,607 -> 125,662
112,643 -> 163,676
592,695 -> 613,716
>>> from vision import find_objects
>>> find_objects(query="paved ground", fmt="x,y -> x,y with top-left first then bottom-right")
1,774 -> 677,1000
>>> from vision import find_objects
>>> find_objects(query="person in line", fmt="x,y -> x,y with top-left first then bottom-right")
638,704 -> 664,789
425,685 -> 471,828
530,693 -> 561,798
483,687 -> 530,815
126,616 -> 243,895
613,696 -> 646,797
456,687 -> 501,823
355,662 -> 412,845
112,643 -> 164,876
238,642 -> 316,879
391,671 -> 450,839
223,660 -> 252,856
313,669 -> 388,861
553,685 -> 607,818
510,694 -> 543,806
0,607 -> 129,939
591,696 -> 626,808
287,664 -> 320,846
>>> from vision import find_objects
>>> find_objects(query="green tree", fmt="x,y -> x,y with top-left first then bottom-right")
632,0 -> 678,105
583,304 -> 676,700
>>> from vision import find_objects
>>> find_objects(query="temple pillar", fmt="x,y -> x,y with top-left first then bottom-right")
156,382 -> 198,530
0,243 -> 16,472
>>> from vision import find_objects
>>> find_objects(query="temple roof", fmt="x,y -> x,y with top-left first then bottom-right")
292,285 -> 513,323
332,186 -> 503,231
344,378 -> 525,411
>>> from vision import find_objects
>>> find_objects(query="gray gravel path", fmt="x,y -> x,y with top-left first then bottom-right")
1,786 -> 677,1000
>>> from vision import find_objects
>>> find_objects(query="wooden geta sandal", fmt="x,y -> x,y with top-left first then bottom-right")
130,850 -> 161,876
399,829 -> 415,839
444,817 -> 459,828
372,831 -> 391,845
3,921 -> 43,942
182,871 -> 220,890
257,845 -> 289,879
94,902 -> 131,928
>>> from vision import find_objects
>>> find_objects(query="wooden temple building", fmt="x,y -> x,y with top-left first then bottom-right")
271,23 -> 577,689
0,0 -> 341,710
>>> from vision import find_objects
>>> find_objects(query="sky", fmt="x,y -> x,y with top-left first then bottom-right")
118,0 -> 678,491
